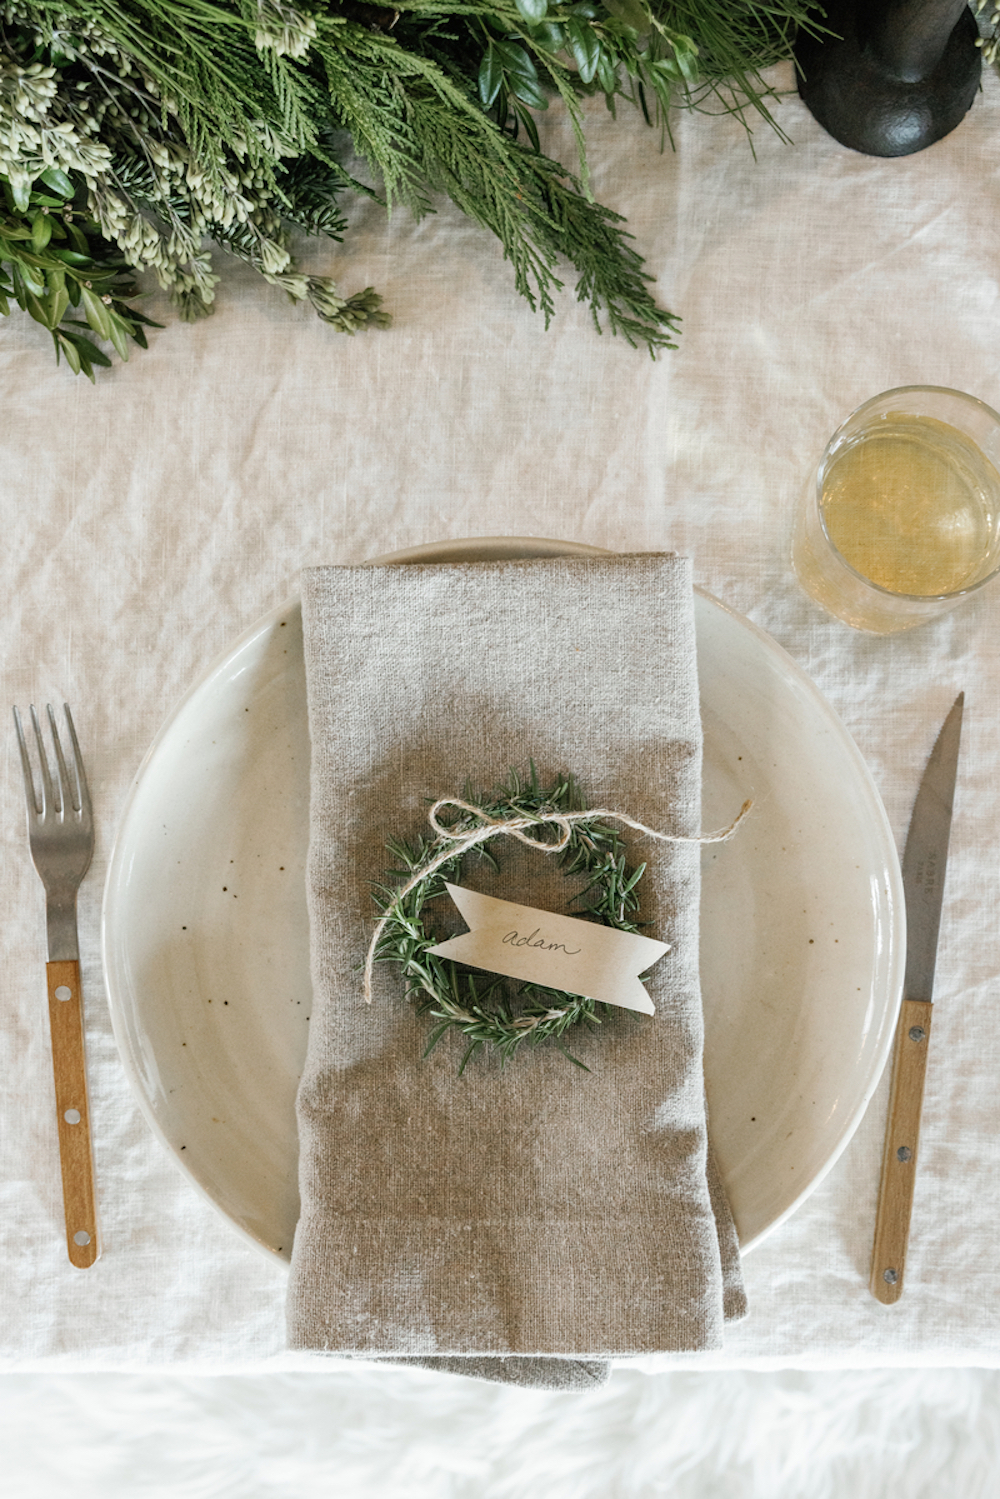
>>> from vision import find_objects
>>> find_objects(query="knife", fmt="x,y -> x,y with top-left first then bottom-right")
870,692 -> 963,1304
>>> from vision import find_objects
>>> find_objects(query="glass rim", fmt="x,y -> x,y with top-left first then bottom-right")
815,385 -> 1000,606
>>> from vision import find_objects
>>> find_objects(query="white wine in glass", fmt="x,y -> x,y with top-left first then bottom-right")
793,388 -> 1000,633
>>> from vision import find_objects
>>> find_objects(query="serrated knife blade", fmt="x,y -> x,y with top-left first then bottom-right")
869,692 -> 963,1304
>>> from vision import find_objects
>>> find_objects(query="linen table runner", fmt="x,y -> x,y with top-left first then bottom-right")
287,554 -> 746,1389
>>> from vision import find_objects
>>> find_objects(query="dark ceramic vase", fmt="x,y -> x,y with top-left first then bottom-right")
795,0 -> 981,156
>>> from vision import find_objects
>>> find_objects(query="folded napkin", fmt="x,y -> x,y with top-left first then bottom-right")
287,554 -> 747,1390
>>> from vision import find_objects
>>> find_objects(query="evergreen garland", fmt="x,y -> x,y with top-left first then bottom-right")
0,0 -> 844,374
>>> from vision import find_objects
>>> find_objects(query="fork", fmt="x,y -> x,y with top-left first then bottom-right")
14,704 -> 99,1268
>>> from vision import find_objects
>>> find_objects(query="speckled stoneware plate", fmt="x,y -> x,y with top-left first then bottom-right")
102,538 -> 905,1259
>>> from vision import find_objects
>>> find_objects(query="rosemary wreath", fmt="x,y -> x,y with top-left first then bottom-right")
370,768 -> 655,1071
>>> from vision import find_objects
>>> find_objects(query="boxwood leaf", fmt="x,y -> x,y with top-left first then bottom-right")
107,313 -> 130,361
495,41 -> 548,108
673,36 -> 699,84
62,325 -> 112,366
80,284 -> 112,339
478,42 -> 504,107
30,212 -> 52,252
56,331 -> 82,374
530,21 -> 564,50
49,247 -> 95,267
565,18 -> 601,83
24,289 -> 51,327
38,167 -> 75,199
602,0 -> 648,31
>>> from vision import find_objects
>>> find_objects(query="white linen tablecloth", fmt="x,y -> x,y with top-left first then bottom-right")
3,59 -> 1000,1374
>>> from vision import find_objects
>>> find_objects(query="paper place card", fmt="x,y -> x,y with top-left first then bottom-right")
426,883 -> 669,1014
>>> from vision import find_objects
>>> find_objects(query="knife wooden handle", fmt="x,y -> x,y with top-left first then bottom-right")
869,998 -> 932,1303
46,960 -> 100,1268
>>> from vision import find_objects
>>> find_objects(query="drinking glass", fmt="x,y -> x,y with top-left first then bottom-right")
792,386 -> 1000,632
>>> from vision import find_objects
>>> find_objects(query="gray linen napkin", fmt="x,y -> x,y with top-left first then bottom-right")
287,554 -> 746,1389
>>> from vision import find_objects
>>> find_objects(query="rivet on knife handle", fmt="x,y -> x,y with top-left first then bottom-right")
869,999 -> 932,1303
46,960 -> 100,1268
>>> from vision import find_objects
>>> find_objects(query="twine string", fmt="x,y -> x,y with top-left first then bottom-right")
363,794 -> 753,1003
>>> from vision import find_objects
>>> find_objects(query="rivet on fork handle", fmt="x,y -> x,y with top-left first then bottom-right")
46,959 -> 99,1268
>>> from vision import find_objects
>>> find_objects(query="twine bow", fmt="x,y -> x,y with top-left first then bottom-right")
363,794 -> 752,1003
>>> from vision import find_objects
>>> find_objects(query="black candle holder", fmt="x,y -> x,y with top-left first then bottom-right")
795,0 -> 982,157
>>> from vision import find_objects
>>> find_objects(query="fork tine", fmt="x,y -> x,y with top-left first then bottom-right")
47,704 -> 79,815
12,706 -> 40,815
30,704 -> 58,816
60,704 -> 90,818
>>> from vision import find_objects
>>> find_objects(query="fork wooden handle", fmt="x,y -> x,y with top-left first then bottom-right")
46,960 -> 99,1268
869,998 -> 933,1304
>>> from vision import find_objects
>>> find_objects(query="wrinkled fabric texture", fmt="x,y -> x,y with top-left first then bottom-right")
287,556 -> 746,1387
3,62 -> 1000,1373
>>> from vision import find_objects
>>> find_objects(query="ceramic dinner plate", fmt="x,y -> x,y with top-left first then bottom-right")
102,538 -> 905,1259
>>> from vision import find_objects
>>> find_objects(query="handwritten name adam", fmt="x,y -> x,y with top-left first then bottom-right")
502,927 -> 582,956
426,883 -> 666,1014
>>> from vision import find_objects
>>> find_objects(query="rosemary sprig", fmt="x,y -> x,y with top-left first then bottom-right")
372,767 -> 654,1072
